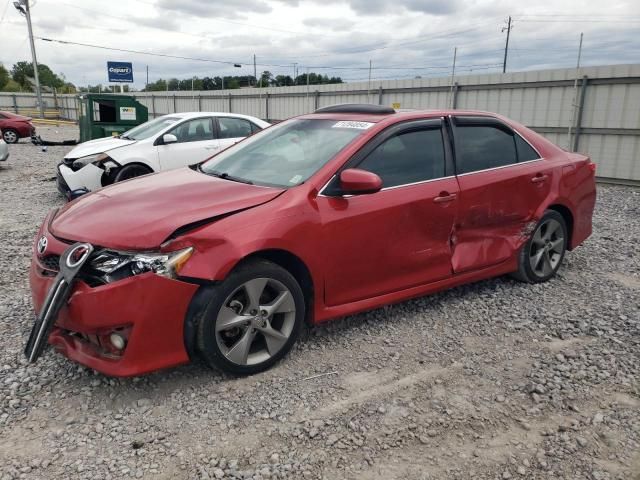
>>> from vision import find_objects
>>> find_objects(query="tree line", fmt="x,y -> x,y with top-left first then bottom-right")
143,71 -> 343,91
0,61 -> 76,93
0,63 -> 343,94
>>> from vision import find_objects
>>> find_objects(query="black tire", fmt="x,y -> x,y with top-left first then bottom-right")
512,210 -> 568,283
2,129 -> 19,144
113,163 -> 152,182
196,259 -> 305,375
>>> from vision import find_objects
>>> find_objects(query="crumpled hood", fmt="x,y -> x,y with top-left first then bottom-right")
50,168 -> 284,250
64,136 -> 136,159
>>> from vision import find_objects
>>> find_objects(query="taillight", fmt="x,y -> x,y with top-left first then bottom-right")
588,163 -> 597,174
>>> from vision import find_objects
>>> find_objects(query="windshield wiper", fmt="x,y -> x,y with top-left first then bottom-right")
119,134 -> 133,140
208,170 -> 254,185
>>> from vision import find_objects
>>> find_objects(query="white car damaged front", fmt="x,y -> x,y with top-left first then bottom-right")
56,113 -> 270,200
57,136 -> 150,199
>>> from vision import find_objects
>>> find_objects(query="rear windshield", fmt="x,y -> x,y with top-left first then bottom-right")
121,116 -> 180,140
201,118 -> 372,187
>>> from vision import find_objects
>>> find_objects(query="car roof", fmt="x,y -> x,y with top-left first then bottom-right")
161,111 -> 265,121
297,109 -> 505,124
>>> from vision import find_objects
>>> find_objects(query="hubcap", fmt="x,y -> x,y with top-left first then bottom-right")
529,218 -> 565,277
3,131 -> 17,143
215,277 -> 296,366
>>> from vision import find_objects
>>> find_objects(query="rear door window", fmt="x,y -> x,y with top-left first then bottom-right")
218,117 -> 253,139
515,134 -> 541,162
454,124 -> 518,174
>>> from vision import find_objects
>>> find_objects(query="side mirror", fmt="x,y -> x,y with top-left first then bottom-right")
339,168 -> 383,195
161,133 -> 178,145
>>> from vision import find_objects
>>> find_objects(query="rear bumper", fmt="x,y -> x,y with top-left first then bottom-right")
0,146 -> 8,162
30,257 -> 199,377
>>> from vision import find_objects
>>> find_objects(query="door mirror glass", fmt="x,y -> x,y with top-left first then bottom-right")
339,168 -> 382,195
162,133 -> 178,145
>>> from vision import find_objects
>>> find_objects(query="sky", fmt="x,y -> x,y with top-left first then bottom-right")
1,0 -> 639,90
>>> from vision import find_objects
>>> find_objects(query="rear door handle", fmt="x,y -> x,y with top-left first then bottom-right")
433,192 -> 457,204
205,145 -> 220,150
531,174 -> 548,183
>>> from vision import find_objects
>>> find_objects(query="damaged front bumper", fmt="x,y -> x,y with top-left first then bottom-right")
29,235 -> 199,377
57,162 -> 104,199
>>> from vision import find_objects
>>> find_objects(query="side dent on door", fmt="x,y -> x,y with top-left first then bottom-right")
451,163 -> 554,273
449,116 -> 554,273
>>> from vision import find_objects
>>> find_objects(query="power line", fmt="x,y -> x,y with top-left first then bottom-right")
36,36 -> 503,72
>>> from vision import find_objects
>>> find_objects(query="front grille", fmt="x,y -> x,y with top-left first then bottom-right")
39,248 -> 109,287
40,255 -> 60,272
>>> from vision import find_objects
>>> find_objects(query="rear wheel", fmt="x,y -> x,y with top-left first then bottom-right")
196,259 -> 305,375
2,129 -> 19,144
113,163 -> 152,182
512,210 -> 567,283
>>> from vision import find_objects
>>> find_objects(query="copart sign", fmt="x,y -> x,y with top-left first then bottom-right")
107,62 -> 134,83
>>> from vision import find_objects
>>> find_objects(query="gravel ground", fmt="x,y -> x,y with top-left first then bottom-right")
0,125 -> 639,480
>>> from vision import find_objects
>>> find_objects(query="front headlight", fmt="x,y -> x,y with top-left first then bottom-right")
89,247 -> 193,280
72,153 -> 109,169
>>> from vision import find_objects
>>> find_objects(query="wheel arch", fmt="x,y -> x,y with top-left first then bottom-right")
182,248 -> 316,361
117,160 -> 154,173
104,161 -> 155,186
239,249 -> 315,322
546,203 -> 574,250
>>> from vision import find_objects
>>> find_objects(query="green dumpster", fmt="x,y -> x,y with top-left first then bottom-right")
77,94 -> 148,143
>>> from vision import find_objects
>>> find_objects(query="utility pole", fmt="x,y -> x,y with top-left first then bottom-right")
293,62 -> 297,85
253,54 -> 257,87
15,0 -> 44,118
146,65 -> 149,90
502,15 -> 512,74
449,47 -> 457,108
368,60 -> 372,103
567,32 -> 584,149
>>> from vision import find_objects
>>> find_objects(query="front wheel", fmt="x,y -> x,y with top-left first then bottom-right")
512,210 -> 568,283
113,163 -> 152,182
196,259 -> 305,375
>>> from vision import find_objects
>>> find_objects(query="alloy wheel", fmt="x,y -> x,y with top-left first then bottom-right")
3,130 -> 18,143
528,218 -> 565,277
215,277 -> 296,366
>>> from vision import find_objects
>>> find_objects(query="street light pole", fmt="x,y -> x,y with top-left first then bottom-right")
16,0 -> 44,118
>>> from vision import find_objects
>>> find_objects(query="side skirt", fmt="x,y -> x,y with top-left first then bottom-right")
313,258 -> 517,324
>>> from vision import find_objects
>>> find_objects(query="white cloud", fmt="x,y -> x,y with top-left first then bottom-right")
0,0 -> 637,89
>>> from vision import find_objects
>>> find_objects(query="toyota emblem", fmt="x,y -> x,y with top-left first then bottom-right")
37,236 -> 48,255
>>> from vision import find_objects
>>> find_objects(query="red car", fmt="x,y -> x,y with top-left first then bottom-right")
0,111 -> 36,143
26,105 -> 596,376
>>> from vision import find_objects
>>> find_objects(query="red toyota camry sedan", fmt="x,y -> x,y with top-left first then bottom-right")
26,104 -> 596,376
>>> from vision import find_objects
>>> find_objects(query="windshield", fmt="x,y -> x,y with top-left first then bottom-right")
121,116 -> 180,140
201,118 -> 370,187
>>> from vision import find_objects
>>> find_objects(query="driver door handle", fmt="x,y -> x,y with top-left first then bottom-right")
531,174 -> 548,183
205,145 -> 221,150
433,192 -> 457,204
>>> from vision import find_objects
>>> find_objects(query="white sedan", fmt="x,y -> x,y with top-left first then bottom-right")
57,112 -> 270,199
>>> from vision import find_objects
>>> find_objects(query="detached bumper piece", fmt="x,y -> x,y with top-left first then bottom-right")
56,163 -> 100,200
25,243 -> 94,362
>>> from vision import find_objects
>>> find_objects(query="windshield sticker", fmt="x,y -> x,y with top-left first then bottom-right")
289,174 -> 303,184
332,121 -> 374,130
